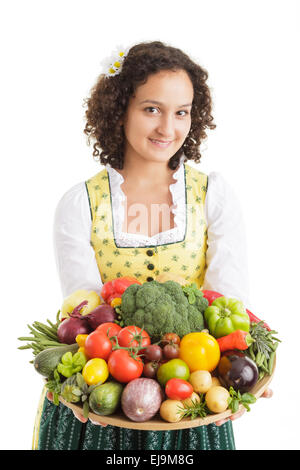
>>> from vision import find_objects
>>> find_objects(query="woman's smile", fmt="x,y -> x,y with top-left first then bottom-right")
148,138 -> 173,149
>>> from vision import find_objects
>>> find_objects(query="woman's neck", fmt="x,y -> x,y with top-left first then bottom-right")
117,155 -> 179,189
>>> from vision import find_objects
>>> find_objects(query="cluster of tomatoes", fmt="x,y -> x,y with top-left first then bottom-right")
77,323 -> 190,392
77,323 -> 150,385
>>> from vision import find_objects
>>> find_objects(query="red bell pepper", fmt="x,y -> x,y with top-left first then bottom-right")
101,276 -> 141,304
202,289 -> 223,305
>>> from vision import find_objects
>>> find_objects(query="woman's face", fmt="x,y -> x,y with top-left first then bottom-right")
122,69 -> 194,166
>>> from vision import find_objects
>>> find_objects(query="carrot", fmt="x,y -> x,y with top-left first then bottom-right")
217,330 -> 254,352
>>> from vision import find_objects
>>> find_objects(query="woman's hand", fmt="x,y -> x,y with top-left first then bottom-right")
46,392 -> 107,427
215,388 -> 273,426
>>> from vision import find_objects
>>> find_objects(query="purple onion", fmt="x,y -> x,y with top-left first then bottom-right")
57,302 -> 91,344
85,304 -> 117,330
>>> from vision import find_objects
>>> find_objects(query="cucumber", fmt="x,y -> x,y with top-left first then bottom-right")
34,343 -> 78,378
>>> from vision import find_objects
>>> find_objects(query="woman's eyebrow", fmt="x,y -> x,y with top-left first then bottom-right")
139,99 -> 193,108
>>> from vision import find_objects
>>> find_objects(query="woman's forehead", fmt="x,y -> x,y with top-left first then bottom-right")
133,70 -> 194,104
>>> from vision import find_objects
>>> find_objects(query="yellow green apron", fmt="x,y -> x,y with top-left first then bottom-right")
34,163 -> 235,450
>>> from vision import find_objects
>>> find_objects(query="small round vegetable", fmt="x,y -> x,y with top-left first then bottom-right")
163,343 -> 180,360
121,378 -> 163,422
211,376 -> 222,387
165,378 -> 193,400
160,333 -> 181,347
82,358 -> 109,386
117,325 -> 151,349
181,391 -> 201,408
96,322 -> 122,345
189,370 -> 212,393
144,344 -> 163,362
84,330 -> 112,360
205,386 -> 230,413
75,334 -> 89,347
157,359 -> 190,386
143,361 -> 160,378
160,399 -> 183,423
108,349 -> 143,383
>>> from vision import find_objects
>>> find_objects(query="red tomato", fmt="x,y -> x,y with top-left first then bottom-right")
161,333 -> 181,346
96,322 -> 122,345
84,330 -> 112,360
108,349 -> 143,383
117,325 -> 151,349
165,378 -> 194,400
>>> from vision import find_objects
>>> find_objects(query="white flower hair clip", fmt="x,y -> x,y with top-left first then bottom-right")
100,44 -> 130,78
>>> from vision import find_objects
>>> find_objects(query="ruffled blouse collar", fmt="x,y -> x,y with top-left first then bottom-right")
105,155 -> 186,246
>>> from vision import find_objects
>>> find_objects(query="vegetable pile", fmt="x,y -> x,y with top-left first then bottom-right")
18,276 -> 280,423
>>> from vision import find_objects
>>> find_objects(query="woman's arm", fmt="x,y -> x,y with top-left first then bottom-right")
203,172 -> 250,307
53,182 -> 103,298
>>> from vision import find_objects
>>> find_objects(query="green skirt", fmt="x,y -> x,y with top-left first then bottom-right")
35,395 -> 235,450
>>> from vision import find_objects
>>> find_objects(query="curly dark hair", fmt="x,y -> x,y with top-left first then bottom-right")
83,41 -> 216,170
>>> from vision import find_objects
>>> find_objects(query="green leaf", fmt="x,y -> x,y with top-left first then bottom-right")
229,398 -> 239,413
241,393 -> 256,404
53,392 -> 60,406
83,401 -> 90,419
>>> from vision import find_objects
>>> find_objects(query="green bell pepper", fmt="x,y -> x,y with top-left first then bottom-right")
204,296 -> 250,338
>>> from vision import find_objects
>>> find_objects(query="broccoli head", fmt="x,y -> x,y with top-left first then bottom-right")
119,280 -> 208,342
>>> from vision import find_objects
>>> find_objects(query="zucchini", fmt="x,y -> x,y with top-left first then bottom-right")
34,343 -> 79,378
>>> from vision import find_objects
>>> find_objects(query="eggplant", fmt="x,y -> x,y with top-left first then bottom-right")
217,351 -> 259,393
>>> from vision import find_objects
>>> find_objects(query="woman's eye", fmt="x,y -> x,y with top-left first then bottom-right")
144,107 -> 189,116
178,110 -> 189,116
145,107 -> 158,113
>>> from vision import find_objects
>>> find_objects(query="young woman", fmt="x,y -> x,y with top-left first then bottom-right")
34,41 -> 271,450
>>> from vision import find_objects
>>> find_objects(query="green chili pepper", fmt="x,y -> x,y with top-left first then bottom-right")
204,296 -> 250,338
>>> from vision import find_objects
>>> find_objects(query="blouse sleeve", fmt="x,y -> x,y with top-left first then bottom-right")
203,172 -> 251,307
53,182 -> 103,298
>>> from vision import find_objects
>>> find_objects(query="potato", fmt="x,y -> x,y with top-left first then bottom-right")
181,392 -> 201,408
189,370 -> 212,393
211,376 -> 221,387
205,386 -> 230,413
160,399 -> 183,423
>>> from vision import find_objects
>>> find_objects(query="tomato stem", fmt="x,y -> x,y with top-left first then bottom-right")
109,334 -> 145,360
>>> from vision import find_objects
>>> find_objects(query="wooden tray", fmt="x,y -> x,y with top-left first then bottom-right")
58,358 -> 275,430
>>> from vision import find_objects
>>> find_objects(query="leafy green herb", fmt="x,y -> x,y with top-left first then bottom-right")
45,369 -> 61,406
57,351 -> 87,378
177,395 -> 209,420
227,386 -> 256,413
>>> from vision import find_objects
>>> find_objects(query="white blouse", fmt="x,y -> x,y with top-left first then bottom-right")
53,159 -> 250,307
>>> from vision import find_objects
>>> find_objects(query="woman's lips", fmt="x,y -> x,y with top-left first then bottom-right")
149,138 -> 173,148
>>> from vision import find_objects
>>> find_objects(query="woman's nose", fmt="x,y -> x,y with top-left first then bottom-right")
156,113 -> 175,138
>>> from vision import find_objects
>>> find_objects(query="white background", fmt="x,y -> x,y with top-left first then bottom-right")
1,0 -> 299,450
